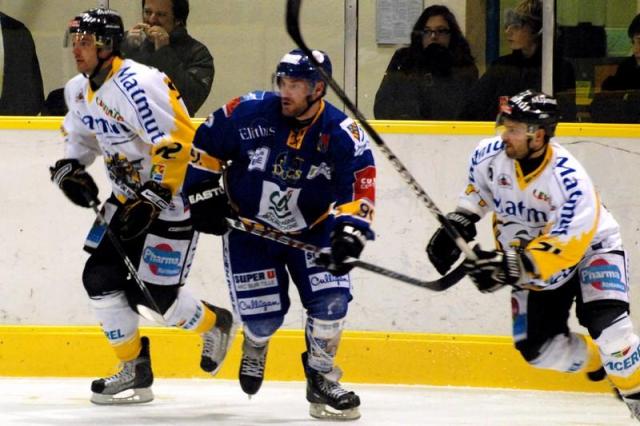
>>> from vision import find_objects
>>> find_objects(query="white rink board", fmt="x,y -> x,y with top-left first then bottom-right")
1,129 -> 639,335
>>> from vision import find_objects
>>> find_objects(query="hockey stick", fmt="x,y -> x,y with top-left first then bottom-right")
285,0 -> 477,263
89,201 -> 167,324
226,218 -> 466,292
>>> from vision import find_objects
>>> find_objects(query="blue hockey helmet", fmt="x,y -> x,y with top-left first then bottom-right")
275,49 -> 332,95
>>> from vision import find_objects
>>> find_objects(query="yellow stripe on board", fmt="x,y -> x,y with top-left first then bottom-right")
0,326 -> 610,393
1,117 -> 640,138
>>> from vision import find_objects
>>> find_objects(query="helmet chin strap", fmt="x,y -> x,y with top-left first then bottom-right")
295,90 -> 321,119
524,132 -> 547,160
83,49 -> 114,90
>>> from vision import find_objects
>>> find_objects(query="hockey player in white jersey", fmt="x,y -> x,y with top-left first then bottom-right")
49,8 -> 233,405
427,89 -> 640,420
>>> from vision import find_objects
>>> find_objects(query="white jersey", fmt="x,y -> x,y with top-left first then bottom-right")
62,57 -> 196,221
458,137 -> 621,289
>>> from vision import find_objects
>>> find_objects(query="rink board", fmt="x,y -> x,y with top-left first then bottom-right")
0,325 -> 611,393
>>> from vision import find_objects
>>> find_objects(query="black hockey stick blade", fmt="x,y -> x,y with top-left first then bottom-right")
226,217 -> 465,291
285,0 -> 476,262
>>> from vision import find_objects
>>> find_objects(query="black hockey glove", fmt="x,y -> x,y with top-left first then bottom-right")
319,223 -> 367,276
463,245 -> 522,293
426,211 -> 479,275
50,159 -> 99,208
118,181 -> 172,241
185,179 -> 231,235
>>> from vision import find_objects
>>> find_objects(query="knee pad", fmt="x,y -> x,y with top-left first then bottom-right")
597,313 -> 640,394
305,316 -> 345,373
306,291 -> 350,321
90,291 -> 140,360
243,316 -> 284,345
517,333 -> 592,373
163,288 -> 213,333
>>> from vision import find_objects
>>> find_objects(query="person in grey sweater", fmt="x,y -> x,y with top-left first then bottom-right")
121,0 -> 213,116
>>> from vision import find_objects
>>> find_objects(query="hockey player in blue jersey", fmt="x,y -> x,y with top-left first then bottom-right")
427,90 -> 640,420
183,49 -> 375,420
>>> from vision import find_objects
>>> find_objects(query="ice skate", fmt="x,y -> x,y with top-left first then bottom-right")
200,302 -> 234,375
90,336 -> 154,405
239,336 -> 268,396
302,352 -> 361,420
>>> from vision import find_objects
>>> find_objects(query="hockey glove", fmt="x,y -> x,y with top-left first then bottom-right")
320,223 -> 367,276
185,179 -> 231,235
426,211 -> 479,275
50,159 -> 99,208
118,181 -> 172,241
463,245 -> 522,293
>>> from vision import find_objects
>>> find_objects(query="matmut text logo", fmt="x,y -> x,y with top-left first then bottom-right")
143,243 -> 182,276
580,258 -> 625,292
493,197 -> 548,224
116,66 -> 166,143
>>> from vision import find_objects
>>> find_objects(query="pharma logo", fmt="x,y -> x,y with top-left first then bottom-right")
143,243 -> 182,276
580,258 -> 625,292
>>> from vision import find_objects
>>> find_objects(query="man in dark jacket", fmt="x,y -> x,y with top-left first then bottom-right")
0,12 -> 43,115
121,0 -> 213,116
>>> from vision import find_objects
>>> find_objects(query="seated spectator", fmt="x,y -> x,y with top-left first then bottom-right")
373,5 -> 478,120
459,0 -> 576,122
590,13 -> 640,123
0,12 -> 43,115
121,0 -> 213,116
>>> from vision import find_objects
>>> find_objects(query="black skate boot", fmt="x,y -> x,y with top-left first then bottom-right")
200,302 -> 234,375
90,336 -> 154,405
302,351 -> 361,420
238,335 -> 268,396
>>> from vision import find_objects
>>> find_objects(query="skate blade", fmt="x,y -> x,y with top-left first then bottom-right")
90,387 -> 154,405
309,403 -> 360,421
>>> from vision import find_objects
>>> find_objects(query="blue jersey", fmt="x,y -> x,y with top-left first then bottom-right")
186,91 -> 376,238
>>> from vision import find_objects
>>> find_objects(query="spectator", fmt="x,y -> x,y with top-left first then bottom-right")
121,0 -> 213,116
590,13 -> 640,123
0,12 -> 43,115
374,5 -> 477,120
459,0 -> 576,122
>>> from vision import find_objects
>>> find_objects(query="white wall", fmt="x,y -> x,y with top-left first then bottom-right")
2,129 -> 639,336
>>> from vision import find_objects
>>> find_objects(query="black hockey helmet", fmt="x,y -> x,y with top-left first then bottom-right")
497,90 -> 559,138
65,8 -> 124,53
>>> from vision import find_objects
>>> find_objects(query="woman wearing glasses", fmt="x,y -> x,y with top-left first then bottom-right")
373,5 -> 478,120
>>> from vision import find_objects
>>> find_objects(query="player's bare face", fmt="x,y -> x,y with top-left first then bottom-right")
71,34 -> 99,74
279,77 -> 319,119
501,120 -> 532,159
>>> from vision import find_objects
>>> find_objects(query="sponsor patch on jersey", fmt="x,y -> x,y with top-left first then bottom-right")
256,181 -> 307,232
223,97 -> 242,117
233,269 -> 278,292
138,235 -> 190,284
581,258 -> 625,292
309,271 -> 351,292
307,162 -> 332,180
340,118 -> 370,157
248,147 -> 270,172
272,152 -> 304,184
238,124 -> 276,141
150,164 -> 166,182
498,173 -> 512,188
580,253 -> 629,304
237,294 -> 282,315
96,96 -> 125,122
317,133 -> 330,153
354,166 -> 376,202
143,243 -> 182,276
